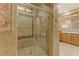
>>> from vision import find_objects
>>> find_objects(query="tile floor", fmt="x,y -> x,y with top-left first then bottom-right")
60,42 -> 79,56
17,42 -> 79,56
17,45 -> 47,56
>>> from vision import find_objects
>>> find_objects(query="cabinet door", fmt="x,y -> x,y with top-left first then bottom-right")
66,33 -> 72,43
60,33 -> 66,42
71,34 -> 79,45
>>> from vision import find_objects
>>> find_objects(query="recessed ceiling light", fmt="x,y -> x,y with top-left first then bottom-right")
25,8 -> 31,12
17,6 -> 24,10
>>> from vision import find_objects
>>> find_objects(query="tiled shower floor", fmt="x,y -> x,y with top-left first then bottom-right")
17,45 -> 47,56
60,42 -> 79,56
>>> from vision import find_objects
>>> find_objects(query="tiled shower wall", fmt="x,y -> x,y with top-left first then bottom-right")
16,14 -> 35,49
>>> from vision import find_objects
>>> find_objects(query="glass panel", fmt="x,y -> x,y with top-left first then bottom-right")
36,10 -> 49,55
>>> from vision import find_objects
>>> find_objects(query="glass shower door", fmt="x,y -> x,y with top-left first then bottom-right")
35,10 -> 49,55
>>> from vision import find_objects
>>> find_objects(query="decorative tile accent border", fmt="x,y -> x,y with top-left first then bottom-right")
0,4 -> 11,31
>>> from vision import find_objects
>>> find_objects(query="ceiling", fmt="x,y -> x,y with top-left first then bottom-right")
18,3 -> 53,11
58,3 -> 79,14
31,3 -> 53,9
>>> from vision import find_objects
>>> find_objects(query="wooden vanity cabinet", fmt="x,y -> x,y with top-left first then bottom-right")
60,33 -> 79,46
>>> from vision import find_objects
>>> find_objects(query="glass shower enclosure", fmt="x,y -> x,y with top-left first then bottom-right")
16,3 -> 53,56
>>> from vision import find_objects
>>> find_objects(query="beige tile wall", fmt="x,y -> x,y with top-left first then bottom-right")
0,4 -> 17,56
0,32 -> 16,56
